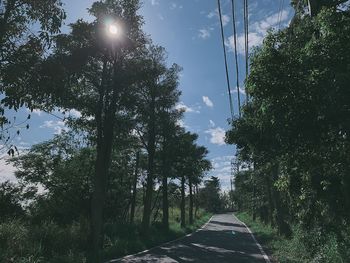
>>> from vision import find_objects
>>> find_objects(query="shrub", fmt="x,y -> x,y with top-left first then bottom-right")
0,219 -> 87,263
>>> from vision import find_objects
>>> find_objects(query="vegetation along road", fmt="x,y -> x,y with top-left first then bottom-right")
110,213 -> 269,263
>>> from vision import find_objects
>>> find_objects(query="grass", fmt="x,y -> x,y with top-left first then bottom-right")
102,208 -> 212,261
0,209 -> 211,263
234,212 -> 279,261
235,211 -> 349,263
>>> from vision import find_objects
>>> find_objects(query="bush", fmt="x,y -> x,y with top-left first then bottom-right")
0,219 -> 87,263
236,212 -> 350,263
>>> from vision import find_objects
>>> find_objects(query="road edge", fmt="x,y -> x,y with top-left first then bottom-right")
107,215 -> 214,263
232,213 -> 271,263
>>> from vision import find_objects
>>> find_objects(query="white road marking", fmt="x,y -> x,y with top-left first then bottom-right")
232,213 -> 271,263
107,215 -> 213,263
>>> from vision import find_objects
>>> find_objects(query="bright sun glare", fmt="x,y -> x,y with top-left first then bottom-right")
108,24 -> 119,36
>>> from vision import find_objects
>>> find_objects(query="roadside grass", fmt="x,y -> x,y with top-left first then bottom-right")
0,209 -> 211,263
235,211 -> 350,263
102,208 -> 211,261
234,212 -> 279,262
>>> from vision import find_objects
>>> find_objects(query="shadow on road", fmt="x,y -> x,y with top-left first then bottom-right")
112,213 -> 267,263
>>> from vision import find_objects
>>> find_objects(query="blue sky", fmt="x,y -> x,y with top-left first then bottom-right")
0,0 -> 294,189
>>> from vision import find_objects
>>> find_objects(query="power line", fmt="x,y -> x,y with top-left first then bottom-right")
243,0 -> 249,103
217,0 -> 234,120
231,0 -> 241,117
277,0 -> 286,30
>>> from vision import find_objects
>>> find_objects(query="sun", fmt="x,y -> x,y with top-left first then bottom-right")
108,24 -> 119,36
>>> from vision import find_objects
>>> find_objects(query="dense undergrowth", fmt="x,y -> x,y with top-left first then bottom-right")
0,209 -> 210,263
235,212 -> 350,263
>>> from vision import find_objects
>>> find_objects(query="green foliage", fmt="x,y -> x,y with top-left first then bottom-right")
10,133 -> 93,224
0,0 -> 66,115
1,0 -> 212,260
0,210 -> 210,263
227,3 -> 350,237
0,181 -> 24,221
198,176 -> 223,213
236,212 -> 350,263
0,220 -> 87,263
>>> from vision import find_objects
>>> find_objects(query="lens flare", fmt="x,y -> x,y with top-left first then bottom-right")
108,24 -> 119,36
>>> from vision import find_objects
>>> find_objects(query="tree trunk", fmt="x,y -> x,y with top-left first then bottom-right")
189,177 -> 193,225
252,181 -> 256,221
162,136 -> 170,230
272,163 -> 291,237
89,58 -> 118,262
141,97 -> 156,234
195,187 -> 198,217
141,144 -> 155,233
180,175 -> 186,228
90,116 -> 115,262
130,151 -> 140,224
266,175 -> 274,226
162,170 -> 169,230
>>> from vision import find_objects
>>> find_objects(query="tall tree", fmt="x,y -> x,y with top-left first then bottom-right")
134,45 -> 181,233
26,0 -> 145,260
0,0 -> 65,143
227,2 -> 350,241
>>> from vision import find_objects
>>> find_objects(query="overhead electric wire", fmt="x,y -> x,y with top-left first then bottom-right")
231,0 -> 241,117
277,0 -> 286,30
217,0 -> 235,120
243,0 -> 249,102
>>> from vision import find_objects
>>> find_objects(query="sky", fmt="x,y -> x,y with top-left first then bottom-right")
0,0 -> 294,190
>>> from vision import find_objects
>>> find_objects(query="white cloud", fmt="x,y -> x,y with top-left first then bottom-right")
222,14 -> 230,26
40,120 -> 68,135
198,28 -> 211,39
209,120 -> 215,127
177,119 -> 189,129
68,109 -> 82,118
0,156 -> 18,183
175,102 -> 200,113
209,155 -> 234,190
227,9 -> 290,54
230,87 -> 246,95
26,108 -> 43,116
158,14 -> 164,20
205,127 -> 226,145
207,9 -> 230,26
151,0 -> 159,5
202,96 -> 214,108
170,2 -> 182,10
32,109 -> 43,116
254,10 -> 289,34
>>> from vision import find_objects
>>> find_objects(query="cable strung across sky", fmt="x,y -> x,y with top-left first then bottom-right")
217,0 -> 235,120
231,0 -> 241,117
217,0 -> 250,117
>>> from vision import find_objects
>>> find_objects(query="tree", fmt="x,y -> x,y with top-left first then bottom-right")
199,176 -> 222,213
28,1 -> 146,259
0,0 -> 65,117
188,146 -> 211,224
10,132 -> 93,224
133,45 -> 181,233
0,0 -> 65,155
169,130 -> 211,227
0,181 -> 24,221
227,3 -> 350,242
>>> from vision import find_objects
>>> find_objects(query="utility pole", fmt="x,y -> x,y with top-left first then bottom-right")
231,158 -> 239,211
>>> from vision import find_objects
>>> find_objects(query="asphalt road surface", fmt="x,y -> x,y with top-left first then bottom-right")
110,213 -> 269,263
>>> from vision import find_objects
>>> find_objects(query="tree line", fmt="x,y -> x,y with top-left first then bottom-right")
227,1 -> 350,261
0,0 -> 221,262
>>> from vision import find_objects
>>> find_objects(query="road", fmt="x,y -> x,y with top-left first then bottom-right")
109,213 -> 270,263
